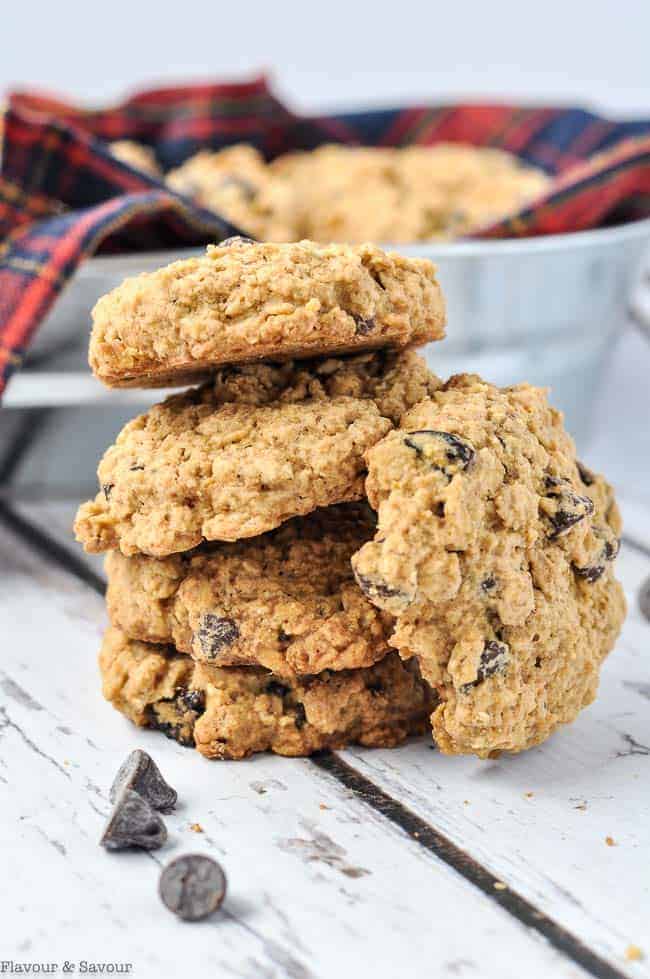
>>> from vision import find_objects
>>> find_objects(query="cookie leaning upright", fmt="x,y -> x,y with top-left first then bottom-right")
351,374 -> 626,757
88,239 -> 446,389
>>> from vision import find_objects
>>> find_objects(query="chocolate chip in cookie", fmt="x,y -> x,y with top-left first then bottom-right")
542,476 -> 594,539
404,430 -> 475,477
353,314 -> 376,336
461,640 -> 510,693
354,570 -> 412,607
196,614 -> 240,660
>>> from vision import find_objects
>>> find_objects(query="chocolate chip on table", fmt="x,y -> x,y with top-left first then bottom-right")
218,235 -> 256,247
109,749 -> 177,813
404,430 -> 475,476
100,788 -> 167,851
196,614 -> 240,659
159,854 -> 227,922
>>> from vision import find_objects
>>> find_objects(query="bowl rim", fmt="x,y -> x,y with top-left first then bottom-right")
79,216 -> 650,277
394,216 -> 650,258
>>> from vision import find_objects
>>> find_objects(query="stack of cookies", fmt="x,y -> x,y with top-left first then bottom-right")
75,237 -> 626,760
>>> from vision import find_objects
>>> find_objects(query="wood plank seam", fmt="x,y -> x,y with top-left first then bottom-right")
0,497 -> 632,979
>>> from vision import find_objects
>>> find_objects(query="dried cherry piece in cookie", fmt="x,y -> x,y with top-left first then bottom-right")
403,430 -> 475,477
109,748 -> 177,812
196,614 -> 240,660
461,640 -> 510,693
542,476 -> 594,539
100,788 -> 167,851
159,854 -> 227,921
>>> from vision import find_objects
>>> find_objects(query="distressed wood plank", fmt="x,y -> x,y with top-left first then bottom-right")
0,518 -> 596,979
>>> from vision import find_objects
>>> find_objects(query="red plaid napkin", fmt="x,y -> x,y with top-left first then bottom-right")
2,75 -> 650,398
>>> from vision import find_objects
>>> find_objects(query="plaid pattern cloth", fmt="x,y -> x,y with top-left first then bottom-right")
2,74 -> 650,398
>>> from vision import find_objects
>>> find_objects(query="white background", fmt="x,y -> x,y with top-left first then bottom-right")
3,0 -> 650,116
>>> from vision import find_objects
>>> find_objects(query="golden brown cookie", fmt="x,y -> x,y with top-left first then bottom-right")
88,239 -> 446,389
166,145 -> 296,241
109,140 -> 162,178
100,627 -> 435,760
105,504 -> 393,677
271,143 -> 549,242
351,374 -> 626,757
74,392 -> 391,557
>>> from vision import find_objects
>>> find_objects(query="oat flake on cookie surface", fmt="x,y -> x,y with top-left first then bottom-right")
88,239 -> 446,388
351,374 -> 626,757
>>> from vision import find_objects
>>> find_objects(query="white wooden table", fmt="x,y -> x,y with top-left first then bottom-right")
1,335 -> 649,979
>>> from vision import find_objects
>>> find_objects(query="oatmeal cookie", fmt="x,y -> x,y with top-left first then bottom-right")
106,504 -> 392,676
74,393 -> 391,556
271,143 -> 549,242
99,627 -> 434,760
166,145 -> 296,241
88,238 -> 446,389
109,141 -> 162,178
351,374 -> 626,756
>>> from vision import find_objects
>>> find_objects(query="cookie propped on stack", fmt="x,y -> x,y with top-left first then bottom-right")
350,375 -> 626,757
76,238 -> 445,759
